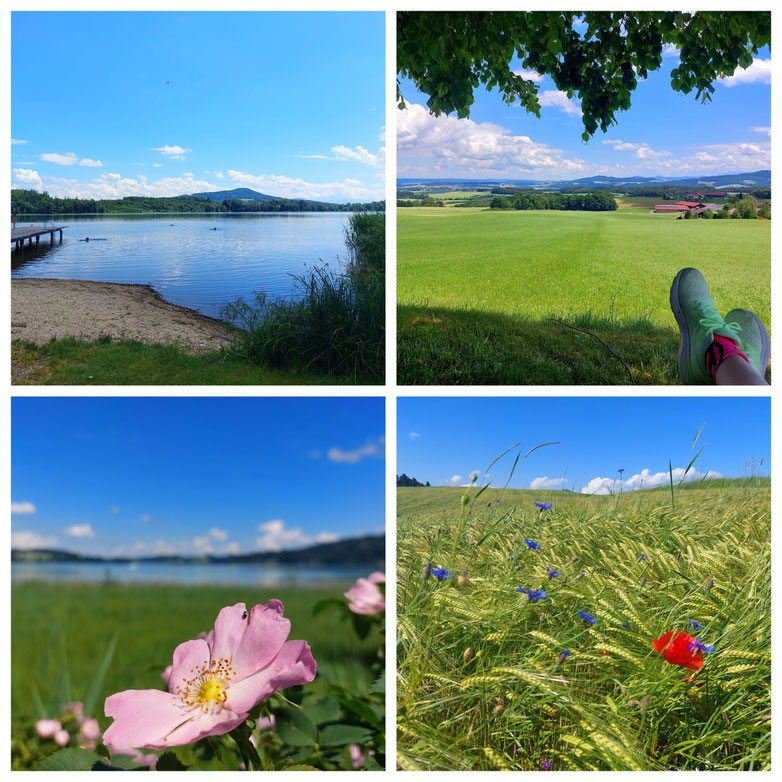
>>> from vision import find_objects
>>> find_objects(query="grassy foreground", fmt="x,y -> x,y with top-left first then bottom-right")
397,208 -> 770,385
397,481 -> 770,770
12,582 -> 383,769
11,339 -> 354,385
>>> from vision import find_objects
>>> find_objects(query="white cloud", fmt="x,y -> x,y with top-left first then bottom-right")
581,467 -> 722,496
11,138 -> 28,144
208,527 -> 228,541
153,163 -> 163,168
397,102 -> 585,178
12,531 -> 58,549
41,152 -> 78,165
513,68 -> 545,82
140,513 -> 151,522
64,523 -> 95,538
255,519 -> 336,552
750,126 -> 771,137
601,139 -> 670,160
193,535 -> 214,554
327,436 -> 384,464
332,145 -> 386,169
447,475 -> 463,485
530,476 -> 567,490
223,541 -> 240,555
661,44 -> 680,59
151,144 -> 192,160
11,501 -> 36,515
719,57 -> 771,87
13,168 -> 43,189
226,169 -> 383,202
295,154 -> 332,160
79,158 -> 103,167
409,432 -> 422,440
538,90 -> 582,117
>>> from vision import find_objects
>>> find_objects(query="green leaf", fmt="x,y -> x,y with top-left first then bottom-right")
302,696 -> 341,726
38,748 -> 101,771
369,671 -> 385,694
277,707 -> 317,746
319,724 -> 374,747
156,751 -> 188,771
284,764 -> 320,771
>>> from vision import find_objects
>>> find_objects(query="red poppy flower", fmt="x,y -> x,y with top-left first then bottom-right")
652,631 -> 703,671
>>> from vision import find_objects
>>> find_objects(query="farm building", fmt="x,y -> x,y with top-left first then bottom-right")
654,201 -> 706,213
686,192 -> 727,199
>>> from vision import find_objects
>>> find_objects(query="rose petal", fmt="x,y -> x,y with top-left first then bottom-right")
229,601 -> 291,679
103,689 -> 198,751
162,706 -> 247,748
167,638 -> 211,696
225,640 -> 316,713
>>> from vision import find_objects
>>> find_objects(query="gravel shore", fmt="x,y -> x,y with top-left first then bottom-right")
11,278 -> 235,355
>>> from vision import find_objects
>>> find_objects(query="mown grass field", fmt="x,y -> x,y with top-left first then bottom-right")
12,582 -> 382,769
397,481 -> 770,770
397,208 -> 770,385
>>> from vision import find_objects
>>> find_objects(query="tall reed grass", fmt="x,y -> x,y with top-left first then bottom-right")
223,212 -> 384,382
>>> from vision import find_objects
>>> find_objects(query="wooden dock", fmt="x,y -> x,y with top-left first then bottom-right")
12,225 -> 66,250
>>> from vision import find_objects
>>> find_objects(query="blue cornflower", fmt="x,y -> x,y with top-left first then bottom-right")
688,619 -> 702,631
430,567 -> 452,581
688,637 -> 715,654
525,538 -> 541,550
546,567 -> 561,578
638,554 -> 646,561
559,650 -> 569,662
496,499 -> 501,503
517,586 -> 546,602
534,502 -> 553,511
579,610 -> 597,625
618,468 -> 624,475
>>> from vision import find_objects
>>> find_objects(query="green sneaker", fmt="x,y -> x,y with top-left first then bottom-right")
669,268 -> 742,384
723,308 -> 770,379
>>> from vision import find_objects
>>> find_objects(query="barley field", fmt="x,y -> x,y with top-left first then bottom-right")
397,481 -> 770,770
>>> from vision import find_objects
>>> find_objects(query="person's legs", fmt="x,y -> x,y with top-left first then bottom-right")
714,354 -> 768,385
670,268 -> 742,384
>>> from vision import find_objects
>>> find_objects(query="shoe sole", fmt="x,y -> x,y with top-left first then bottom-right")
742,310 -> 771,378
669,268 -> 691,384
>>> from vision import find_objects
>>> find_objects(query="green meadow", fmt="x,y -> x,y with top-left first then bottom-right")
397,208 -> 770,385
397,480 -> 770,770
12,582 -> 383,770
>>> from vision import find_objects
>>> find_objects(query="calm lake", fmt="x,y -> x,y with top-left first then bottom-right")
12,560 -> 369,587
11,213 -> 352,318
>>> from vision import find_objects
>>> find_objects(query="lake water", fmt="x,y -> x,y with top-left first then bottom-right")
11,561 -> 369,587
11,213 -> 352,318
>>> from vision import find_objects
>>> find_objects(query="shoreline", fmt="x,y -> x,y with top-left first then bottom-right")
12,278 -> 235,354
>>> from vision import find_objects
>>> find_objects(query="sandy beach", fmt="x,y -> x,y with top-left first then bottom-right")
11,278 -> 235,355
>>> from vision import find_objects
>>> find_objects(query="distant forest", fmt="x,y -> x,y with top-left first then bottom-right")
491,191 -> 618,211
397,474 -> 430,487
11,189 -> 385,215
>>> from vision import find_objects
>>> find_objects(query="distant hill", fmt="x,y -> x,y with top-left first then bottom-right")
11,534 -> 385,567
190,187 -> 331,205
398,170 -> 771,190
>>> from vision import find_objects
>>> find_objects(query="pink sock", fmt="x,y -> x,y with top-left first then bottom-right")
705,334 -> 749,381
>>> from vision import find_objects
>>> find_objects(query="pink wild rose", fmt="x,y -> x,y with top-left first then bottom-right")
54,729 -> 70,747
103,601 -> 316,750
35,719 -> 62,739
345,572 -> 386,615
350,743 -> 368,768
79,718 -> 102,742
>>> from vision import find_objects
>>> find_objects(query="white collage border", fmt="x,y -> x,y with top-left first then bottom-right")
2,0 -> 778,778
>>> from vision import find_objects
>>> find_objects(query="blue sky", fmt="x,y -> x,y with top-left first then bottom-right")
398,397 -> 769,495
398,35 -> 770,180
12,11 -> 385,202
12,397 -> 385,557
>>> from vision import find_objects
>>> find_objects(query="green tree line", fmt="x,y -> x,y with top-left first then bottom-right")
11,189 -> 385,215
491,191 -> 618,211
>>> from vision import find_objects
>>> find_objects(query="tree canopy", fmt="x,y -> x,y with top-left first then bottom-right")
397,11 -> 771,139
